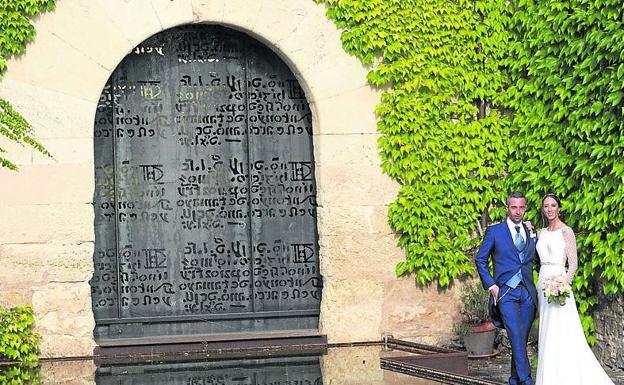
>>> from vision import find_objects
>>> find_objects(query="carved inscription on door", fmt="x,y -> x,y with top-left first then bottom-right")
91,25 -> 321,341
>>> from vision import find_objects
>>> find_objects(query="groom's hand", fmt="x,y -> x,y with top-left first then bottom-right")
489,285 -> 500,305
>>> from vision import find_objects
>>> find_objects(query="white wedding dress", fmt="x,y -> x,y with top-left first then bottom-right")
535,226 -> 614,385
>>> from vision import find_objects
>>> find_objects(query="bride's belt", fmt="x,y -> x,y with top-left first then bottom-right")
541,262 -> 564,266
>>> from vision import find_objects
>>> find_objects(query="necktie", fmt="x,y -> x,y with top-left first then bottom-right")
506,225 -> 526,288
514,225 -> 524,251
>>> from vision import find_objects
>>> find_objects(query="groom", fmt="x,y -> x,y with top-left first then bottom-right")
475,191 -> 538,385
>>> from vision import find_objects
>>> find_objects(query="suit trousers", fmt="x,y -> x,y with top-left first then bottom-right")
498,283 -> 536,385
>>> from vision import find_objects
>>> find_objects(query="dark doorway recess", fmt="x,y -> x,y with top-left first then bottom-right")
91,24 -> 321,346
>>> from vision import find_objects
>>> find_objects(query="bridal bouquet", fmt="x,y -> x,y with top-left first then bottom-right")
543,274 -> 571,306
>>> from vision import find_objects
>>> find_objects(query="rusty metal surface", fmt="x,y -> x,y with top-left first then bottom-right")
94,335 -> 327,366
380,339 -> 506,385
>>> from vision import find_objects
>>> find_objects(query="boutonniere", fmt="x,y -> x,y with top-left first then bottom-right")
524,221 -> 537,239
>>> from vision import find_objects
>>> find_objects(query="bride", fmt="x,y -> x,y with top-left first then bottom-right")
535,193 -> 614,385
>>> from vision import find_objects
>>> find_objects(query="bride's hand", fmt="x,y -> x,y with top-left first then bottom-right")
524,220 -> 534,231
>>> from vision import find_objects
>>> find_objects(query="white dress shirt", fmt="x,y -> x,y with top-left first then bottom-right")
506,217 -> 526,243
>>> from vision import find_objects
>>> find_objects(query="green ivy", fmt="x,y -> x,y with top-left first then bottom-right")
0,0 -> 55,170
0,305 -> 40,363
0,365 -> 41,385
318,0 -> 624,340
503,0 -> 624,342
317,0 -> 511,287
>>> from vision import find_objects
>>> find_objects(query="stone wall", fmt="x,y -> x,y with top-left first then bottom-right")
0,0 -> 462,358
593,289 -> 624,370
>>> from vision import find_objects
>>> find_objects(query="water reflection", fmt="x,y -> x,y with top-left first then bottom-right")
97,356 -> 322,385
1,346 -> 449,385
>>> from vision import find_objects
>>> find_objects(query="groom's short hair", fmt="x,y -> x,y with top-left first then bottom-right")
506,191 -> 526,205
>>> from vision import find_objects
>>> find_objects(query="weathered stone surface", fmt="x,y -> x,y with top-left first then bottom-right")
191,0 -> 223,21
152,0 -> 194,31
320,345 -> 383,384
319,279 -> 383,343
34,0 -> 133,71
32,282 -> 96,357
314,133 -> 381,167
3,27 -> 110,102
0,136 -> 33,166
0,164 -> 94,204
316,164 -> 400,207
593,290 -> 624,370
381,277 -> 462,345
0,242 -> 94,284
40,360 -> 96,385
311,86 -> 381,135
94,0 -> 163,50
319,233 -> 402,282
317,205 -> 393,236
0,78 -> 98,140
0,203 -> 94,244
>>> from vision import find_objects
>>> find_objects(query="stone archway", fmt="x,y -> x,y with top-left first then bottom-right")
0,1 -> 428,359
91,24 -> 322,345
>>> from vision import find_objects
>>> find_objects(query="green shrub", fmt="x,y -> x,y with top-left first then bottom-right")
0,365 -> 41,385
0,305 -> 40,363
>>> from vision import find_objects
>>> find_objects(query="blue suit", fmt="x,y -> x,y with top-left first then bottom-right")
475,221 -> 537,385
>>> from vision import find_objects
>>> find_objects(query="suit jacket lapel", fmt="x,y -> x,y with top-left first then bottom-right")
503,222 -> 520,257
520,223 -> 532,254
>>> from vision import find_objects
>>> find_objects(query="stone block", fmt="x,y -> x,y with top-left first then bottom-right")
0,136 -> 33,167
40,360 -> 96,385
311,86 -> 381,135
315,164 -> 399,207
314,133 -> 381,166
0,242 -> 95,284
320,345 -> 383,385
152,0 -> 194,31
30,138 -> 94,165
317,205 -> 393,236
0,78 -> 98,140
381,278 -> 462,345
32,282 -> 96,358
319,232 -> 402,282
3,27 -> 111,103
191,0 -> 224,23
34,0 -> 133,71
0,164 -> 94,205
320,279 -> 383,343
0,203 -> 94,244
593,290 -> 624,370
302,59 -> 370,102
221,0 -> 265,30
94,0 -> 163,50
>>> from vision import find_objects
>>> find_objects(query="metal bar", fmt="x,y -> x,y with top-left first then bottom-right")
387,338 -> 459,354
111,76 -> 122,320
97,309 -> 320,324
95,330 -> 324,347
243,42 -> 256,313
381,359 -> 502,385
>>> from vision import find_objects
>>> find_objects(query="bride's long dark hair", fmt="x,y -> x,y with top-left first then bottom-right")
541,192 -> 562,227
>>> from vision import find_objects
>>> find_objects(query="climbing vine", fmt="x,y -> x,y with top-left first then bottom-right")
318,0 -> 624,339
0,305 -> 40,363
503,0 -> 624,342
0,0 -> 55,170
317,0 -> 511,287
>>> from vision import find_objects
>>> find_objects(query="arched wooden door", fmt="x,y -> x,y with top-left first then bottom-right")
91,25 -> 321,345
